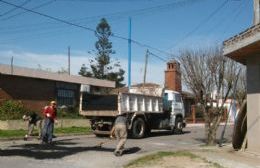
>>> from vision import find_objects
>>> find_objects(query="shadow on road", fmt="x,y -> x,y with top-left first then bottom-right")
124,147 -> 141,154
193,138 -> 231,144
0,138 -> 130,160
146,130 -> 191,138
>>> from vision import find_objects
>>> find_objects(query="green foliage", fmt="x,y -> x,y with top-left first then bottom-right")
125,151 -> 224,168
125,151 -> 199,168
0,129 -> 26,138
0,127 -> 91,139
57,107 -> 83,119
0,100 -> 28,120
79,18 -> 125,88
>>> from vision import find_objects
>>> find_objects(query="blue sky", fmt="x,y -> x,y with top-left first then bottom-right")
0,0 -> 253,85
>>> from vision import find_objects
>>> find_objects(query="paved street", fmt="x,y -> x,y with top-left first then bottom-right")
0,125 -> 233,168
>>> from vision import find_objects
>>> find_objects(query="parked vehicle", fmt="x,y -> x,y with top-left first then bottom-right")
79,87 -> 186,138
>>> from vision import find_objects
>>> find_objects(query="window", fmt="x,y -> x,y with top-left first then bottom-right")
57,89 -> 75,106
175,94 -> 182,103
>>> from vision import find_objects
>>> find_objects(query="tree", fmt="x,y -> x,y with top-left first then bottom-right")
57,67 -> 68,74
78,64 -> 92,77
79,18 -> 125,88
178,46 -> 245,145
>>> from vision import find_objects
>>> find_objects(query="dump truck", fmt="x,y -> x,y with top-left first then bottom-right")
79,86 -> 186,138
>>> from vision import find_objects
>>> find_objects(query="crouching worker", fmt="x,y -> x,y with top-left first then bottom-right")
41,101 -> 58,144
23,112 -> 42,140
111,113 -> 128,156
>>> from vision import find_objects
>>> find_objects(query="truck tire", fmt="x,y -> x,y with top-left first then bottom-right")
232,100 -> 247,150
174,117 -> 183,134
131,117 -> 146,139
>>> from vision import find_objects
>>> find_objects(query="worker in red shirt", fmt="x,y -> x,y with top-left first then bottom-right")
41,101 -> 58,144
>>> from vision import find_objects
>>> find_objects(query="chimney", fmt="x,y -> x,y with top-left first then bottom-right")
164,61 -> 181,92
254,0 -> 260,25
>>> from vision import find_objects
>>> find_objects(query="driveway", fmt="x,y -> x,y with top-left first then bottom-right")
0,125 -> 233,168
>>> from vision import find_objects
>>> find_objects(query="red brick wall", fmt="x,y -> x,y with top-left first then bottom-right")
0,74 -> 56,112
164,61 -> 182,92
0,88 -> 12,103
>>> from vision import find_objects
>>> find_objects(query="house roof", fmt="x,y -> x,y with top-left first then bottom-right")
131,83 -> 161,88
223,23 -> 260,65
0,64 -> 115,88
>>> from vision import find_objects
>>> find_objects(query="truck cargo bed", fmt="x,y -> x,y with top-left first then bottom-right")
80,92 -> 164,117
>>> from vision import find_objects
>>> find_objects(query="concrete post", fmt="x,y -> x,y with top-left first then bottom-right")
254,0 -> 260,25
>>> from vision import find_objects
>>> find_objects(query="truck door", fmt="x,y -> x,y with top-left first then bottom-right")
172,93 -> 184,116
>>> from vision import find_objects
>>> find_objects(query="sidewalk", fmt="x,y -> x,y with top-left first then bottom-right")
193,145 -> 260,168
186,122 -> 234,127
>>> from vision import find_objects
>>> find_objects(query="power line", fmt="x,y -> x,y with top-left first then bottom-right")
0,0 -> 198,34
222,0 -> 250,36
147,50 -> 168,62
0,0 -> 172,60
167,0 -> 229,50
1,0 -> 56,21
203,0 -> 242,35
0,0 -> 96,31
0,0 -> 31,17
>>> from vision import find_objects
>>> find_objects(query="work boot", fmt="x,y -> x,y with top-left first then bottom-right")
23,135 -> 28,141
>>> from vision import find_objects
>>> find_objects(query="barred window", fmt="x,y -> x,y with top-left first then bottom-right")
57,89 -> 75,106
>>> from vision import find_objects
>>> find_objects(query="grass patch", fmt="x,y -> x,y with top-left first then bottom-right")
125,151 -> 198,168
0,129 -> 26,138
125,151 -> 224,168
0,126 -> 92,139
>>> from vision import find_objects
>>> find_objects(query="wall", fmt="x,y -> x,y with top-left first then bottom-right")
0,74 -> 55,112
0,75 -> 81,113
247,55 -> 260,153
0,119 -> 90,130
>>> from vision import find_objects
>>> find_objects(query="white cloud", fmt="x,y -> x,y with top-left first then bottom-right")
0,50 -> 165,85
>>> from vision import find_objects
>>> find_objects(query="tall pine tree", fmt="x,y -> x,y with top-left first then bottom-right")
79,18 -> 125,88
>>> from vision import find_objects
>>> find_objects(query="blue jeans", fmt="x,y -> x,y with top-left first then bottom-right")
42,118 -> 54,143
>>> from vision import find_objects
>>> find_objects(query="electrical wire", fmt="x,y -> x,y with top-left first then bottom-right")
166,0 -> 229,51
0,0 -> 198,33
1,0 -> 56,21
0,0 -> 31,17
0,0 -> 172,62
222,0 -> 250,36
147,50 -> 167,62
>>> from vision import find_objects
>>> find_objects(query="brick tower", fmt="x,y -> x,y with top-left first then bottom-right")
164,61 -> 181,92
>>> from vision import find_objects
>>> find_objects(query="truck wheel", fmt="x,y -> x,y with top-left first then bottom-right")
131,118 -> 146,139
174,117 -> 183,134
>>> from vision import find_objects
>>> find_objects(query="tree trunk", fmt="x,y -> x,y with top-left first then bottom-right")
207,126 -> 217,145
203,109 -> 211,144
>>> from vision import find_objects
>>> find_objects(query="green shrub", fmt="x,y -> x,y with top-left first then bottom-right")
57,107 -> 83,119
0,100 -> 27,120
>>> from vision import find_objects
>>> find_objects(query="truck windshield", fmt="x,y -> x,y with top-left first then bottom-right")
175,94 -> 182,102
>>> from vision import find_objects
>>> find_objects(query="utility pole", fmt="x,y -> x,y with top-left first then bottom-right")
68,46 -> 70,75
143,49 -> 149,86
11,56 -> 13,75
128,17 -> 132,90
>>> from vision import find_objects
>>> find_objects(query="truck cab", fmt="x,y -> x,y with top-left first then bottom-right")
164,90 -> 186,133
